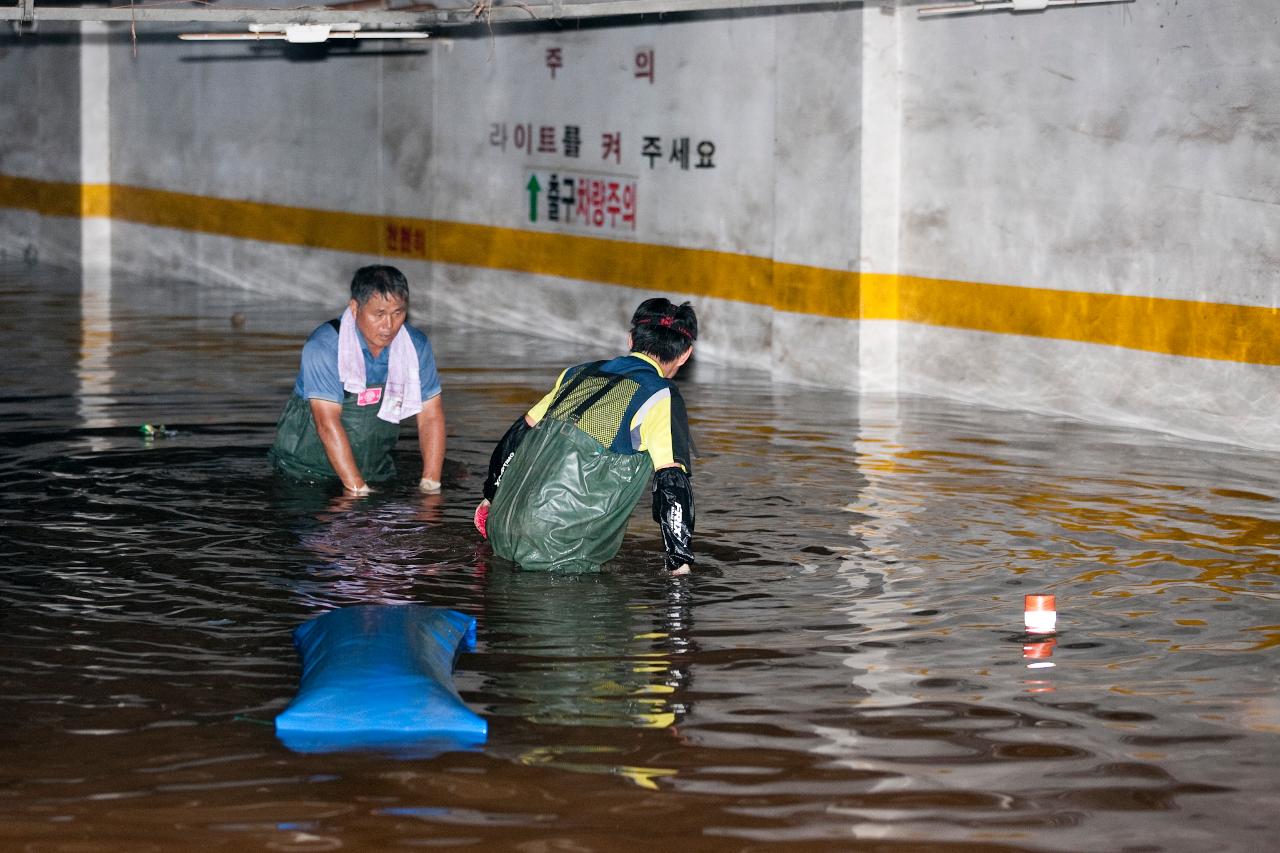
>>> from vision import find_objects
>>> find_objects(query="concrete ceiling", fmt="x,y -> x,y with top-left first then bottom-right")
0,0 -> 1132,33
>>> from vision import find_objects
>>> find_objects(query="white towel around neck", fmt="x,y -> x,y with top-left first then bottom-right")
336,306 -> 423,424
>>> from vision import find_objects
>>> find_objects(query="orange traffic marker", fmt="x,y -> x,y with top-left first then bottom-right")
1024,593 -> 1057,634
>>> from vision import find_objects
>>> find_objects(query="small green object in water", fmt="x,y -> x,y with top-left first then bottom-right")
140,424 -> 167,437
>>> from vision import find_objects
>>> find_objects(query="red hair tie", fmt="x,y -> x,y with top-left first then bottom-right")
636,316 -> 694,340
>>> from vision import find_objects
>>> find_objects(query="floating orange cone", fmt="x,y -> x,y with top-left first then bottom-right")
1024,593 -> 1057,635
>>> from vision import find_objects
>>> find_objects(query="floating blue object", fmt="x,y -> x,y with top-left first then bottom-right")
275,604 -> 487,754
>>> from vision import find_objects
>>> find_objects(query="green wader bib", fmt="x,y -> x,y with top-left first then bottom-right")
488,418 -> 653,573
268,390 -> 401,483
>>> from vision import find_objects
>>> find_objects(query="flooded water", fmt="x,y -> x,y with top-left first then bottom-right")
1,262 -> 1277,852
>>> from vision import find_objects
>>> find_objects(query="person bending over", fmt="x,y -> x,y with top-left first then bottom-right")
475,298 -> 698,574
269,265 -> 446,495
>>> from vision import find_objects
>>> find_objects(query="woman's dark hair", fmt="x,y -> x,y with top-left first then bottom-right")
351,265 -> 410,306
630,298 -> 697,363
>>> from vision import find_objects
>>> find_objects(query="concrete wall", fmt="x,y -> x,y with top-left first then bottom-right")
0,24 -> 84,265
102,28 -> 437,302
0,2 -> 1276,450
424,11 -> 865,374
894,0 -> 1280,447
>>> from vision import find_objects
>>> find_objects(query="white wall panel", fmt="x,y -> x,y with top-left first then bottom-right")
0,23 -> 85,264
899,1 -> 1280,306
111,33 -> 396,213
893,322 -> 1280,452
892,0 -> 1279,448
431,20 -> 777,252
0,25 -> 81,183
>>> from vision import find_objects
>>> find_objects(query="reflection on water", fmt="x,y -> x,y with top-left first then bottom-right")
0,262 -> 1277,851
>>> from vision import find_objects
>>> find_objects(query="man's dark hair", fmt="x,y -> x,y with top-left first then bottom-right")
630,298 -> 697,363
350,265 -> 410,307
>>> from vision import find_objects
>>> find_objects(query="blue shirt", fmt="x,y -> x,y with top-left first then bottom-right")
292,319 -> 442,406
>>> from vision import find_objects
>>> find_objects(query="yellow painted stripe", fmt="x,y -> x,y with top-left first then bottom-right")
2,175 -> 1277,365
0,174 -> 86,218
880,275 -> 1280,365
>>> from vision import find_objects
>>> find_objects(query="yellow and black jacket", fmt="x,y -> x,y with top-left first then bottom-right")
483,353 -> 695,572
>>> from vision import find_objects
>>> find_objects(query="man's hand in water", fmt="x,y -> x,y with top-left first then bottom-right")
671,564 -> 691,576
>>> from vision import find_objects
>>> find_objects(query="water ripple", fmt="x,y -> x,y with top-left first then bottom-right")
0,265 -> 1276,851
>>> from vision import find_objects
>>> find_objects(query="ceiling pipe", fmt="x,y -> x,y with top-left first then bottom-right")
918,0 -> 1133,17
0,0 -> 864,28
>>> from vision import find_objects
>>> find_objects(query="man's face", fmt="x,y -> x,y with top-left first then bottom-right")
351,292 -> 408,354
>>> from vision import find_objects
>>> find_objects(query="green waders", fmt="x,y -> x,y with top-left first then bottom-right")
268,390 -> 401,483
488,418 -> 653,573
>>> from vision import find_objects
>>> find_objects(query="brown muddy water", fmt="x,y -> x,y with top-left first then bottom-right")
0,263 -> 1277,852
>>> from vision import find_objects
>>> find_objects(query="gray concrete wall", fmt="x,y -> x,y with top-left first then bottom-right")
901,2 -> 1279,302
894,0 -> 1279,448
424,10 -> 865,373
0,3 -> 1276,450
103,29 -> 438,302
771,11 -> 865,387
0,24 -> 85,265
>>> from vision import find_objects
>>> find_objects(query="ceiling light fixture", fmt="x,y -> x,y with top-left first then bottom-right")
178,23 -> 428,43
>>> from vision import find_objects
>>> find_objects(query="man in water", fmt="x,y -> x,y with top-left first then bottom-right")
269,265 -> 446,495
475,298 -> 697,574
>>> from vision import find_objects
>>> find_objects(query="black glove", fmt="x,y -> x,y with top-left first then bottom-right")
652,466 -> 695,571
